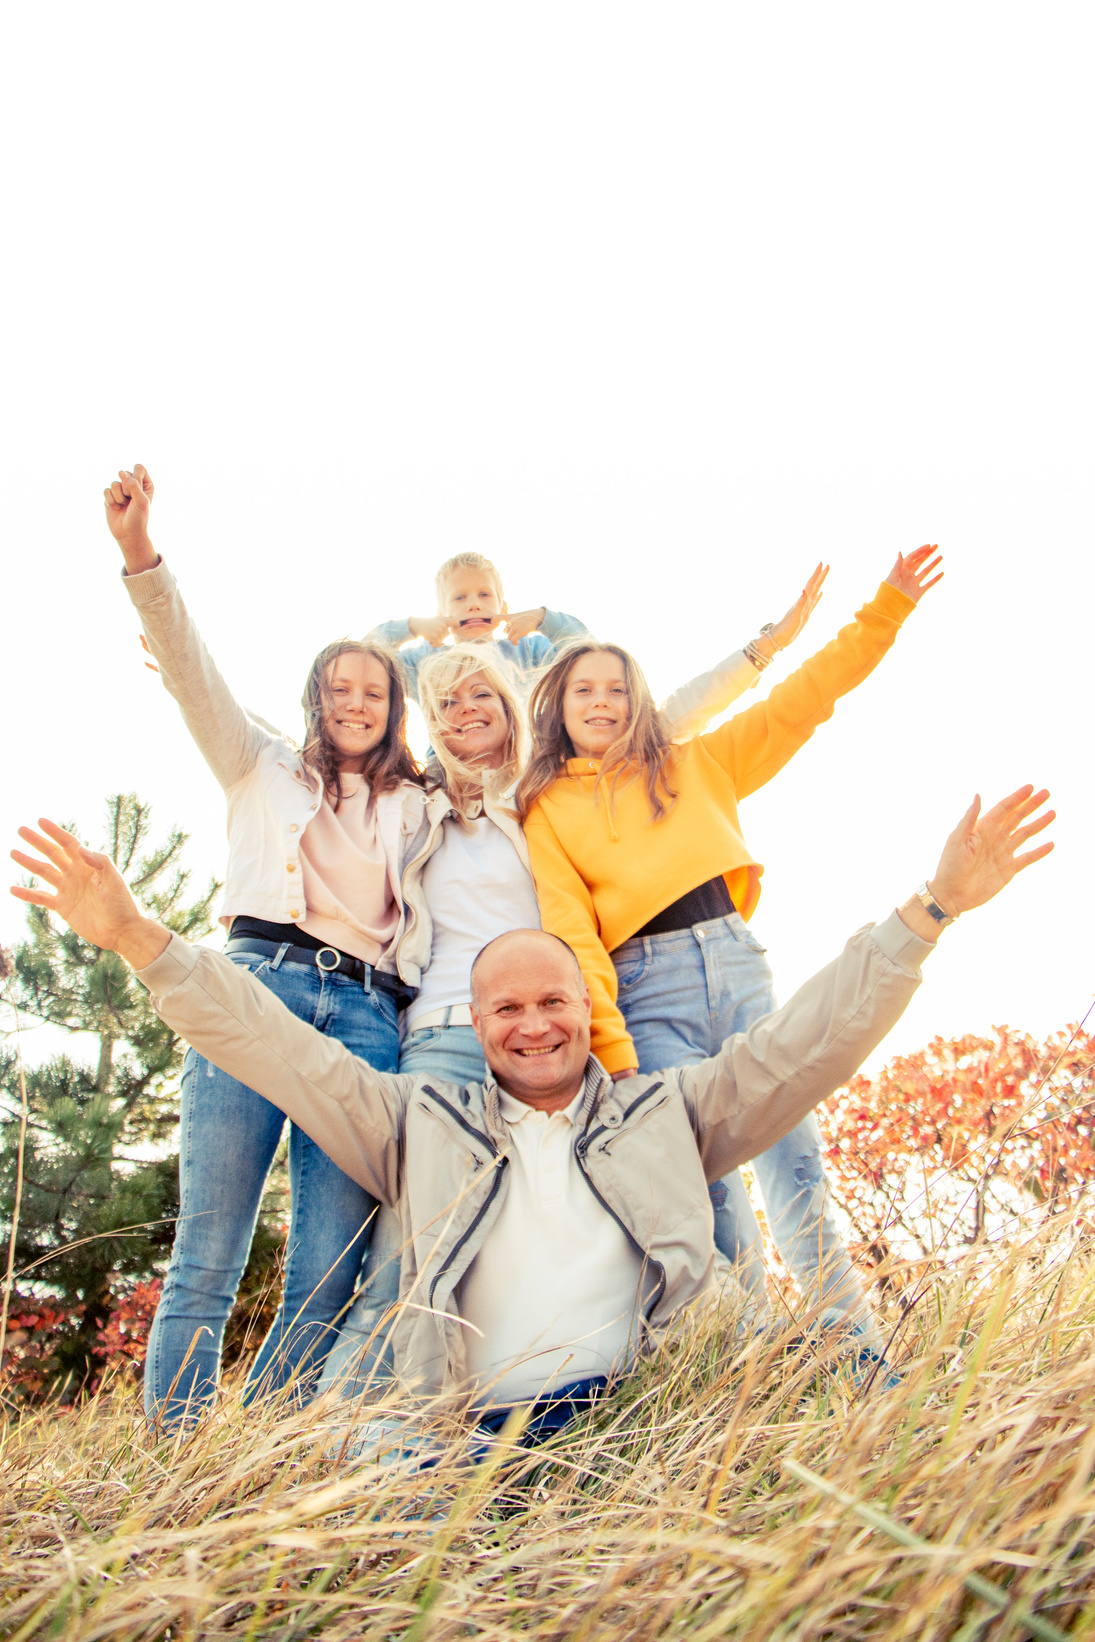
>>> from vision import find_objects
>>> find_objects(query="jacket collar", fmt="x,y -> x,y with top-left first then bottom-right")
480,1055 -> 615,1145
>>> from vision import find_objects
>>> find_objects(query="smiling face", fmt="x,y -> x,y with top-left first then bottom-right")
471,931 -> 592,1111
562,650 -> 632,760
322,651 -> 392,772
433,669 -> 511,771
440,565 -> 506,639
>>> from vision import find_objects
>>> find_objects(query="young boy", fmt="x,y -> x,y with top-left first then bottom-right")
369,549 -> 828,736
366,551 -> 590,703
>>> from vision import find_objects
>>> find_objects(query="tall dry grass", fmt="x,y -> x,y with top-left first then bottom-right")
3,1221 -> 1095,1641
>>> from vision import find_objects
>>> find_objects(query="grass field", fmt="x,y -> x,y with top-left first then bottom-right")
2,1221 -> 1095,1641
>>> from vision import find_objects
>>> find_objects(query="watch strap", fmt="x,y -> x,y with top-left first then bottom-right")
915,882 -> 957,927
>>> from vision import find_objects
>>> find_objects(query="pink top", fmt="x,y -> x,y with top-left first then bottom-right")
298,776 -> 399,965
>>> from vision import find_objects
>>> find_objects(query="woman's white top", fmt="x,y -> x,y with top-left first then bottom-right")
297,777 -> 399,964
405,814 -> 541,1031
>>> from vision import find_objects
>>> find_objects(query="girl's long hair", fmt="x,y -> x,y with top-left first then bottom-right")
516,640 -> 677,822
418,643 -> 527,823
300,640 -> 423,808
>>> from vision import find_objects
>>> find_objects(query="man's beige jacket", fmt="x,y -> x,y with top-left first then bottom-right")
137,911 -> 933,1398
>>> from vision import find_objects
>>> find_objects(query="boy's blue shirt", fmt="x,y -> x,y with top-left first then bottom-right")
366,609 -> 591,702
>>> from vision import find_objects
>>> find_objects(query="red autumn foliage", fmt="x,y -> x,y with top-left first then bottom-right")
0,1303 -> 85,1400
94,1279 -> 163,1371
1,1282 -> 164,1401
819,1023 -> 1095,1270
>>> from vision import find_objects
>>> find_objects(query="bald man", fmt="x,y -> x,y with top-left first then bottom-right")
11,788 -> 1053,1433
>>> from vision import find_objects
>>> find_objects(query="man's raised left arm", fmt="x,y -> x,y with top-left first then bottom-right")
678,786 -> 1055,1181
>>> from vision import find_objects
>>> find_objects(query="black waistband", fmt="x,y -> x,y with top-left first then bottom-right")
224,933 -> 416,1006
632,875 -> 735,940
230,916 -> 336,954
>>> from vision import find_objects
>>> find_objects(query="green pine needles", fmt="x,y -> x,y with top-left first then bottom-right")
0,795 -> 222,1397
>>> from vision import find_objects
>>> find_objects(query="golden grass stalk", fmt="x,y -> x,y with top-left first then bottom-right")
3,1221 -> 1095,1640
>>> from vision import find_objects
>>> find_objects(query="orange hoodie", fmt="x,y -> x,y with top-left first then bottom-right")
523,580 -> 915,1072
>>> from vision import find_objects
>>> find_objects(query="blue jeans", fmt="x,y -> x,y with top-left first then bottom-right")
144,951 -> 398,1424
612,913 -> 869,1330
319,1022 -> 486,1399
399,1021 -> 486,1084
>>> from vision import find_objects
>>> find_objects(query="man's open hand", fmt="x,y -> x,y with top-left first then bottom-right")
10,820 -> 169,968
929,786 -> 1054,918
104,465 -> 160,575
885,543 -> 944,604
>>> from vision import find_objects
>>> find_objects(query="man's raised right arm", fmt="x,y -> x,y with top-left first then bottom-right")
10,821 -> 407,1206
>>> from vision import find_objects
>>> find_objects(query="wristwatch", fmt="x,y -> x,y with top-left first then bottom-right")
915,882 -> 958,928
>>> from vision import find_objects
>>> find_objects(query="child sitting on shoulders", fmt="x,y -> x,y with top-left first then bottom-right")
368,549 -> 828,735
367,551 -> 588,703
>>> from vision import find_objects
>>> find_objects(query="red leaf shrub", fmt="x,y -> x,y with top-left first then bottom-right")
94,1280 -> 163,1373
820,1023 -> 1095,1271
0,1302 -> 85,1401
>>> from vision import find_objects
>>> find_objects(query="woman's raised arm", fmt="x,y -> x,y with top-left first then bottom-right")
105,465 -> 273,791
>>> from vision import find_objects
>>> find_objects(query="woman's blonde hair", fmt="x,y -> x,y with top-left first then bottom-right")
418,644 -> 527,822
516,640 -> 677,822
300,640 -> 423,809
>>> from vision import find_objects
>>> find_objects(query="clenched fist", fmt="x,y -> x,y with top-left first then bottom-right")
104,465 -> 159,575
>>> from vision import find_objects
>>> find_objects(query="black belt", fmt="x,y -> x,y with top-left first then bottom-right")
225,938 -> 417,1008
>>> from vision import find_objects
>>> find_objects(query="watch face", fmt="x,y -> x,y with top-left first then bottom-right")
917,884 -> 953,924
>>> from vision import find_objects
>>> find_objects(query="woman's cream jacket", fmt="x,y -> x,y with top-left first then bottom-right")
123,559 -> 430,981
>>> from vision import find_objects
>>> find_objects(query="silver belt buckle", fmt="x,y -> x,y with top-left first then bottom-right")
316,946 -> 341,973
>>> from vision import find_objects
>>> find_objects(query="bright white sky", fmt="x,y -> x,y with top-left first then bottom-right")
1,4 -> 1091,1074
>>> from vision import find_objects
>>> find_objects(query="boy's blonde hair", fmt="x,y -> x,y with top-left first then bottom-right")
434,551 -> 504,610
418,643 -> 527,822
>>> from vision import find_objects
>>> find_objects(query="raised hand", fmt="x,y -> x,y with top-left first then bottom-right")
885,543 -> 943,604
10,819 -> 168,967
408,615 -> 453,648
929,786 -> 1055,918
503,607 -> 547,644
104,465 -> 159,575
766,563 -> 829,653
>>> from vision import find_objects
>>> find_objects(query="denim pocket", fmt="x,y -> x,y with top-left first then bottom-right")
613,951 -> 648,990
730,916 -> 767,956
368,988 -> 399,1024
406,1027 -> 444,1046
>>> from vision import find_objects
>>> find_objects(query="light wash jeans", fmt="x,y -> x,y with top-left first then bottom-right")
145,951 -> 398,1425
612,912 -> 871,1334
319,1022 -> 486,1399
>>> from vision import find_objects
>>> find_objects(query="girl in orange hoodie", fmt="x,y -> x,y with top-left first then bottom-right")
518,546 -> 942,1342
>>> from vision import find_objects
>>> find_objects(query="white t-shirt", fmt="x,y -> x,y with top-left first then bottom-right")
405,815 -> 542,1031
457,1082 -> 650,1405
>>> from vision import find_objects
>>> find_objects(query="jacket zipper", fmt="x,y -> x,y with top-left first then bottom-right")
427,1162 -> 506,1310
581,1081 -> 665,1151
421,1085 -> 499,1157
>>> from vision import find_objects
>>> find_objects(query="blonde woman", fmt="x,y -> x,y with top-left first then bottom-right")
516,549 -> 943,1339
397,643 -> 535,1083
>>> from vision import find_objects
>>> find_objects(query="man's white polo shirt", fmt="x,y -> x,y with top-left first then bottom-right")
456,1078 -> 649,1405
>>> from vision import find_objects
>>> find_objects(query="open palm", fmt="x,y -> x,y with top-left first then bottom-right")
11,820 -> 143,951
931,786 -> 1054,916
